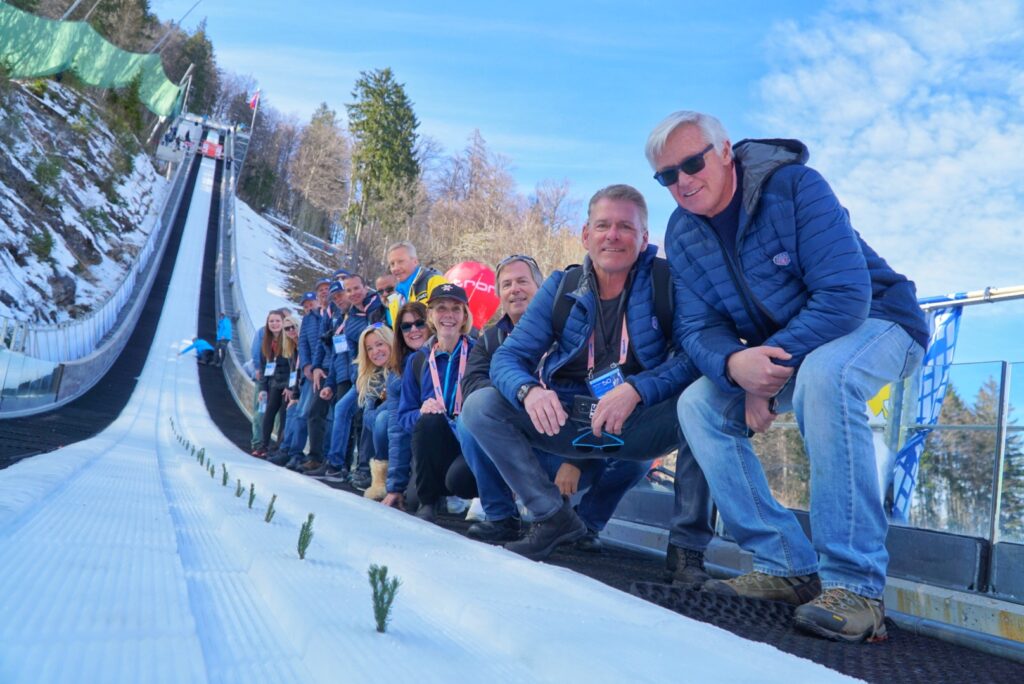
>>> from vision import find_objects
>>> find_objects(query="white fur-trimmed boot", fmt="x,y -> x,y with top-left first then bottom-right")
363,459 -> 388,501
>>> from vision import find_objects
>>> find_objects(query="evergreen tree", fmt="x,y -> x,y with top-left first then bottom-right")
345,67 -> 420,264
178,20 -> 218,115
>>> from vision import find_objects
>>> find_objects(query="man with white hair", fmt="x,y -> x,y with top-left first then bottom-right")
385,240 -> 447,326
647,110 -> 928,642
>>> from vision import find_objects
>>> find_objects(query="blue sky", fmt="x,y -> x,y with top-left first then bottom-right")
152,0 -> 1024,364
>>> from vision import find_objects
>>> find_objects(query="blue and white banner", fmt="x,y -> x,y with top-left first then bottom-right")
890,305 -> 962,521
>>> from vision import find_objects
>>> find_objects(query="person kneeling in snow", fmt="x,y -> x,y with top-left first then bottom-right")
180,337 -> 216,365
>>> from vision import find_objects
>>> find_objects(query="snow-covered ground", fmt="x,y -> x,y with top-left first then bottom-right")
0,81 -> 168,324
233,198 -> 334,323
0,158 -> 856,683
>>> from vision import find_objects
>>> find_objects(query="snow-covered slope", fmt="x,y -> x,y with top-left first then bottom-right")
233,198 -> 334,320
0,80 -> 167,324
0,158 -> 855,683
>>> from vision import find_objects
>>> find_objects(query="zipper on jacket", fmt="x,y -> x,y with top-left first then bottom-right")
699,220 -> 774,343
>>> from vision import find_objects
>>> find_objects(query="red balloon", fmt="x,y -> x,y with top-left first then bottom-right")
444,261 -> 500,327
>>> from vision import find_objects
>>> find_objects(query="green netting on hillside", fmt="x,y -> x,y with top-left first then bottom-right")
0,3 -> 182,117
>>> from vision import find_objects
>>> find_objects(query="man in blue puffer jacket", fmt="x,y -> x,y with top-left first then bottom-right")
462,184 -> 713,566
647,110 -> 928,643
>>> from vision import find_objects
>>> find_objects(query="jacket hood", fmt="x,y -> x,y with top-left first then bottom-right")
733,138 -> 808,217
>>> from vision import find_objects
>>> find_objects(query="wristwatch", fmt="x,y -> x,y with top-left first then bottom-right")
516,383 -> 536,404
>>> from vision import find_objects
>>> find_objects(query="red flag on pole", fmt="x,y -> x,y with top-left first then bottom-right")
248,90 -> 260,110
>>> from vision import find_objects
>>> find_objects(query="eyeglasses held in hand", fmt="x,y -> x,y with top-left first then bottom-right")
653,143 -> 714,187
399,319 -> 427,333
571,426 -> 624,453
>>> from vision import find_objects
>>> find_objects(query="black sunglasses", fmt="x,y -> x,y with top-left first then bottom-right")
381,286 -> 395,295
283,325 -> 296,331
653,143 -> 714,187
399,319 -> 427,332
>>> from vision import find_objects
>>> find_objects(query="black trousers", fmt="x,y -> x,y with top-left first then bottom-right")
306,380 -> 350,461
260,386 -> 288,449
411,413 -> 478,505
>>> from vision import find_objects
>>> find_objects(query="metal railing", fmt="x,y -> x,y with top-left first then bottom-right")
214,143 -> 258,421
0,155 -> 194,362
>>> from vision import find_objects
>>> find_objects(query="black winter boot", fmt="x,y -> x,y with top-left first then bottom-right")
505,501 -> 586,561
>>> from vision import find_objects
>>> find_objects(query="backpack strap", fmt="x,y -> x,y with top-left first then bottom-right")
551,260 -> 672,341
551,265 -> 583,337
650,257 -> 673,340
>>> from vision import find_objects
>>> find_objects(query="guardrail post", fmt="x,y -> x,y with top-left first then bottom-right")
987,361 -> 1011,554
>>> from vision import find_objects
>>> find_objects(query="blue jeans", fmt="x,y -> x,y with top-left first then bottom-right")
460,415 -> 649,531
462,387 -> 713,551
677,319 -> 924,598
326,386 -> 359,469
362,404 -> 390,461
282,382 -> 312,456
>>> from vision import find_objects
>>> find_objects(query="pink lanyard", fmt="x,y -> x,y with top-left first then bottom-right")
587,314 -> 629,377
427,338 -> 469,416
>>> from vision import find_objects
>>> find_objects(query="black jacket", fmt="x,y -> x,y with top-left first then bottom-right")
462,314 -> 514,398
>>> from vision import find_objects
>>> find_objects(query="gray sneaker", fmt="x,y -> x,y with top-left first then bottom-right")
665,545 -> 710,588
794,588 -> 888,642
703,571 -> 821,605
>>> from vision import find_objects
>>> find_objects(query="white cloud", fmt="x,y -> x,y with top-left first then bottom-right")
755,0 -> 1024,298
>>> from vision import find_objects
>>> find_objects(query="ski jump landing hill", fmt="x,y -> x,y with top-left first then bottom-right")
0,149 -> 853,682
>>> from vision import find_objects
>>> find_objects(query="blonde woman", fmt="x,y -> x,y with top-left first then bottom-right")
354,323 -> 395,499
270,313 -> 304,465
396,285 -> 478,522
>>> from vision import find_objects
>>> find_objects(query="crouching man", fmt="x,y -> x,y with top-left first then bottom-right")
462,184 -> 713,573
648,110 -> 928,642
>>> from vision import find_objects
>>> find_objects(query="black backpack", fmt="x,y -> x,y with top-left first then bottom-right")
550,258 -> 673,340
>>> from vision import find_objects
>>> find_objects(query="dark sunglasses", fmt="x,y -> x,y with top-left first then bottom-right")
283,325 -> 296,331
653,143 -> 714,187
399,319 -> 427,333
381,286 -> 396,295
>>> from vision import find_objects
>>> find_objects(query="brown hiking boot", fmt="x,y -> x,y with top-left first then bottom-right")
794,588 -> 888,643
703,571 -> 821,605
665,545 -> 711,588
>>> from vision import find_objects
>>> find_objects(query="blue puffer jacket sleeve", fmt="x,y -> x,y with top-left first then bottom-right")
387,359 -> 412,493
673,270 -> 748,392
397,349 -> 426,433
490,272 -> 562,406
759,167 -> 871,363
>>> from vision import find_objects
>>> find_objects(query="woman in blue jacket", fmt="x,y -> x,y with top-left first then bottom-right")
396,285 -> 478,522
381,302 -> 430,511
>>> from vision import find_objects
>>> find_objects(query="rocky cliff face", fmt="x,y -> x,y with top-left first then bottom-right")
0,78 -> 167,324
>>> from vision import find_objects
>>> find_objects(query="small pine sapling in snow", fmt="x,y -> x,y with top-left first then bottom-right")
264,494 -> 277,523
221,463 -> 228,486
368,564 -> 401,633
235,479 -> 244,497
209,463 -> 215,478
248,483 -> 255,509
198,447 -> 205,462
297,513 -> 315,559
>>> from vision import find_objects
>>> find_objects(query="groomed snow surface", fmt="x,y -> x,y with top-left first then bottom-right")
0,159 -> 857,683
